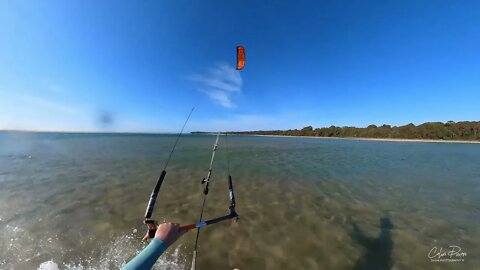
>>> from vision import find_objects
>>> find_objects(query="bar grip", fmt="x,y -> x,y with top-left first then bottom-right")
180,223 -> 196,232
148,228 -> 156,238
144,219 -> 158,240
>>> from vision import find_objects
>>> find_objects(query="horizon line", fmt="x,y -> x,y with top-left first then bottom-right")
0,129 -> 182,135
1,120 -> 478,135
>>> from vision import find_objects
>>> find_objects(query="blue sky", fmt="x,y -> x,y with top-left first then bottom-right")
1,0 -> 479,132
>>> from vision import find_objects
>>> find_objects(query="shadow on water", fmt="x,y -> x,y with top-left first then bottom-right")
350,217 -> 394,270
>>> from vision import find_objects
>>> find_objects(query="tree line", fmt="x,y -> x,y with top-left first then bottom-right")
203,121 -> 480,141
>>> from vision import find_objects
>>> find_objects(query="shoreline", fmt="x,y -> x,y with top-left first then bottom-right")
239,134 -> 480,144
3,130 -> 479,144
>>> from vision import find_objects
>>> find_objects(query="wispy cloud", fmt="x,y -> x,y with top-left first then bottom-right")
18,94 -> 80,115
189,63 -> 242,108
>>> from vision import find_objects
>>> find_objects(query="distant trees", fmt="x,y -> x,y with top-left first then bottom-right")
220,121 -> 480,141
300,126 -> 313,136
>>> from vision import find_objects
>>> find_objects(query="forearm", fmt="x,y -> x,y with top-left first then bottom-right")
122,238 -> 169,270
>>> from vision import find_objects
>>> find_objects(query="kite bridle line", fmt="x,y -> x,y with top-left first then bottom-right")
144,107 -> 194,238
180,133 -> 239,270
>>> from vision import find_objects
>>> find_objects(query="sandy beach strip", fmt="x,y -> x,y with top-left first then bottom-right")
236,134 -> 480,144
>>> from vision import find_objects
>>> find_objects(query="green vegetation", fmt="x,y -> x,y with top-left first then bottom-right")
210,121 -> 480,141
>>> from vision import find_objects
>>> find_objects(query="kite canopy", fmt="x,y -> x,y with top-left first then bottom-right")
236,46 -> 245,70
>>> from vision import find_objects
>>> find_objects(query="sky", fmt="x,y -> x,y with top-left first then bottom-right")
1,0 -> 479,132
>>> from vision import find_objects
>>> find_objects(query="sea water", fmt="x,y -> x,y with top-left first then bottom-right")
0,132 -> 479,269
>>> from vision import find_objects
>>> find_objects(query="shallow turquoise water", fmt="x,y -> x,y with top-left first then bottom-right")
0,132 -> 479,269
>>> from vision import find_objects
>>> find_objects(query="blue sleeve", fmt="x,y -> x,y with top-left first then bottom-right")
122,238 -> 169,270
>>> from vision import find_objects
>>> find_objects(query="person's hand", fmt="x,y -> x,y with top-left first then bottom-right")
143,222 -> 186,245
155,223 -> 185,245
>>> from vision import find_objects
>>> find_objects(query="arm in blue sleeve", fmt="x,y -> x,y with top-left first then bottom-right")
122,238 -> 169,270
